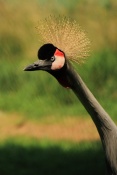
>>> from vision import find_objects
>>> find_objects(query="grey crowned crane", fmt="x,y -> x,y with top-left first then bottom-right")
24,16 -> 117,175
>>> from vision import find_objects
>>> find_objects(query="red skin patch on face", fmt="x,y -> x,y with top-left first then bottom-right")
54,49 -> 64,57
53,49 -> 70,88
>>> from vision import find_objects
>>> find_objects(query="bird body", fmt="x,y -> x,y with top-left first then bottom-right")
24,16 -> 117,175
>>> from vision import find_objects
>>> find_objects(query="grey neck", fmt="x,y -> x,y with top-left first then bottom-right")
66,62 -> 116,137
66,61 -> 117,174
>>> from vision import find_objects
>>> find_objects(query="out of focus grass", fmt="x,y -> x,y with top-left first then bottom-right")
0,0 -> 117,120
0,49 -> 117,120
0,138 -> 105,175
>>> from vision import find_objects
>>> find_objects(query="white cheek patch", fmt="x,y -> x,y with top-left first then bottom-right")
51,56 -> 65,70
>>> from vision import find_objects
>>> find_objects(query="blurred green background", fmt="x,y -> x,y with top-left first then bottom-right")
0,0 -> 117,174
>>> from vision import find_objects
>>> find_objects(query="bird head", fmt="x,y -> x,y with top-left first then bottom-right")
24,43 -> 71,88
24,16 -> 90,88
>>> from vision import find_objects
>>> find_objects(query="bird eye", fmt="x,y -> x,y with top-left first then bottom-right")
51,56 -> 55,62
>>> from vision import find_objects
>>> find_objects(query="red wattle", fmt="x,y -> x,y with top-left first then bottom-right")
57,76 -> 70,88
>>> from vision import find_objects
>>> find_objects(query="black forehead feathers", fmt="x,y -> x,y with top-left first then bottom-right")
38,43 -> 57,60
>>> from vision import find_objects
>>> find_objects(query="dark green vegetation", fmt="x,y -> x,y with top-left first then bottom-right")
0,139 -> 105,175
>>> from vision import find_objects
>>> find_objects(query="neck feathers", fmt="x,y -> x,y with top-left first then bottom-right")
66,62 -> 117,174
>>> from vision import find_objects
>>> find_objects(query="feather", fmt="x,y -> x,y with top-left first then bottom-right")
36,15 -> 90,64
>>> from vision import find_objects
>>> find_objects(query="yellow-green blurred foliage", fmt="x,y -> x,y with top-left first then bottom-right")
0,0 -> 117,59
0,0 -> 117,118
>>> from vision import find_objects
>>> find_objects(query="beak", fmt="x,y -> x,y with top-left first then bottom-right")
24,60 -> 52,71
